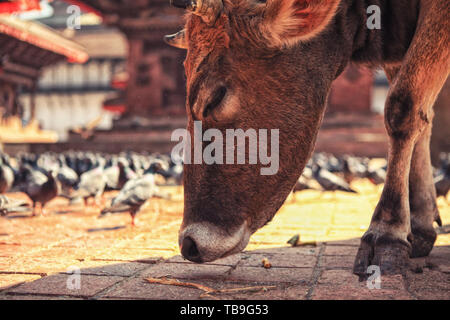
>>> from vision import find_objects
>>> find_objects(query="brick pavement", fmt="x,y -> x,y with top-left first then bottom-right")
0,181 -> 449,300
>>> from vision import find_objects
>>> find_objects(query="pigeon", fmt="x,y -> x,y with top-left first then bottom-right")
312,153 -> 343,173
75,153 -> 97,176
0,195 -> 30,216
98,163 -> 163,226
18,165 -> 60,216
117,160 -> 137,189
127,153 -> 146,177
0,156 -> 14,194
56,156 -> 79,196
368,166 -> 387,185
71,160 -> 106,206
104,164 -> 120,191
165,162 -> 184,185
156,163 -> 182,185
342,156 -> 369,184
312,165 -> 357,194
292,167 -> 319,193
293,175 -> 318,193
104,158 -> 136,191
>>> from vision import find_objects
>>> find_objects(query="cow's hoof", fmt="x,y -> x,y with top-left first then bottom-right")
410,225 -> 436,258
353,232 -> 411,279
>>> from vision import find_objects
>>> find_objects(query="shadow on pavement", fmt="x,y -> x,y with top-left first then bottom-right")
0,238 -> 448,300
4,214 -> 33,220
87,226 -> 127,232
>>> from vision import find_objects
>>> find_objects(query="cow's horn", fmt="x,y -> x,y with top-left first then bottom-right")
164,29 -> 188,49
170,0 -> 223,25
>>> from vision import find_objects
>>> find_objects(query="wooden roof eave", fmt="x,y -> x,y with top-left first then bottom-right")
0,15 -> 89,64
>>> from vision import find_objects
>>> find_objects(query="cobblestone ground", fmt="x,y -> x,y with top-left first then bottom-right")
0,180 -> 449,300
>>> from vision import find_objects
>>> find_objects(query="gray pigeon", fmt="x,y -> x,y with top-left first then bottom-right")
368,167 -> 387,185
56,157 -> 79,197
104,159 -> 137,191
18,166 -> 60,215
313,165 -> 357,194
293,167 -> 319,193
98,164 -> 164,226
71,160 -> 106,206
0,195 -> 30,216
343,156 -> 369,184
104,163 -> 120,190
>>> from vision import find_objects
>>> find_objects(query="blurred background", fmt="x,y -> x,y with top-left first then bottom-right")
0,0 -> 448,163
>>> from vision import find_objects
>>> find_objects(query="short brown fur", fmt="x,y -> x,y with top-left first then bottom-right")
174,0 -> 450,274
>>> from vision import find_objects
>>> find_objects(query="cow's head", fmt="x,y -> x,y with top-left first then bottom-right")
167,0 -> 344,262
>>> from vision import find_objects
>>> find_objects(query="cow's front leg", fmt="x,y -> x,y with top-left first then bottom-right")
353,128 -> 415,277
352,64 -> 415,276
354,0 -> 450,276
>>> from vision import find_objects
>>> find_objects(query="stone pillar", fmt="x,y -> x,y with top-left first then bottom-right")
124,36 -> 184,118
30,80 -> 36,120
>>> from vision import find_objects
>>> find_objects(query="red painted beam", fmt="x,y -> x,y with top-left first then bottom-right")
103,104 -> 126,114
111,79 -> 127,90
0,0 -> 41,14
0,16 -> 89,63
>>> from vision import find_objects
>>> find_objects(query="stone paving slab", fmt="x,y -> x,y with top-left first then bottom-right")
312,284 -> 413,300
142,262 -> 232,281
0,294 -> 83,300
7,274 -> 125,298
212,284 -> 310,300
0,257 -> 84,275
405,270 -> 450,291
174,280 -> 310,300
103,277 -> 203,300
323,245 -> 359,256
227,266 -> 314,284
66,261 -> 151,277
0,182 -> 449,300
322,255 -> 357,269
238,250 -> 318,268
0,274 -> 42,291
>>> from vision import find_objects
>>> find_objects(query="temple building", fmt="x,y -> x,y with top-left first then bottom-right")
16,0 -> 127,141
66,0 -> 186,120
0,2 -> 88,150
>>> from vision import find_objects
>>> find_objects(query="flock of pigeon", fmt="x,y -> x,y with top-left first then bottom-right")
0,151 -> 449,226
0,151 -> 182,225
293,153 -> 450,201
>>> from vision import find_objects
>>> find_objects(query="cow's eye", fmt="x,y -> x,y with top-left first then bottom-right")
203,86 -> 228,118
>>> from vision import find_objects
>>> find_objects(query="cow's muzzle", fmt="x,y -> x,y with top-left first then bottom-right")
179,221 -> 250,263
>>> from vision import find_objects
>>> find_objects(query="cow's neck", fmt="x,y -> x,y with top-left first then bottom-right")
341,0 -> 421,66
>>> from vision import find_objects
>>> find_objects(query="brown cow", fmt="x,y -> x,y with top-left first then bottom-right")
165,0 -> 450,276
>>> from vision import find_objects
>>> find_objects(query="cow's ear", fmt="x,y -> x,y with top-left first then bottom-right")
260,0 -> 341,48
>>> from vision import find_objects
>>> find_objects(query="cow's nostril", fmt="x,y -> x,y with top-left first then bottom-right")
203,86 -> 227,118
181,236 -> 202,262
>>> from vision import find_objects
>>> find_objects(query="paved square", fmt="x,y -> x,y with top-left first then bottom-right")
0,181 -> 449,300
